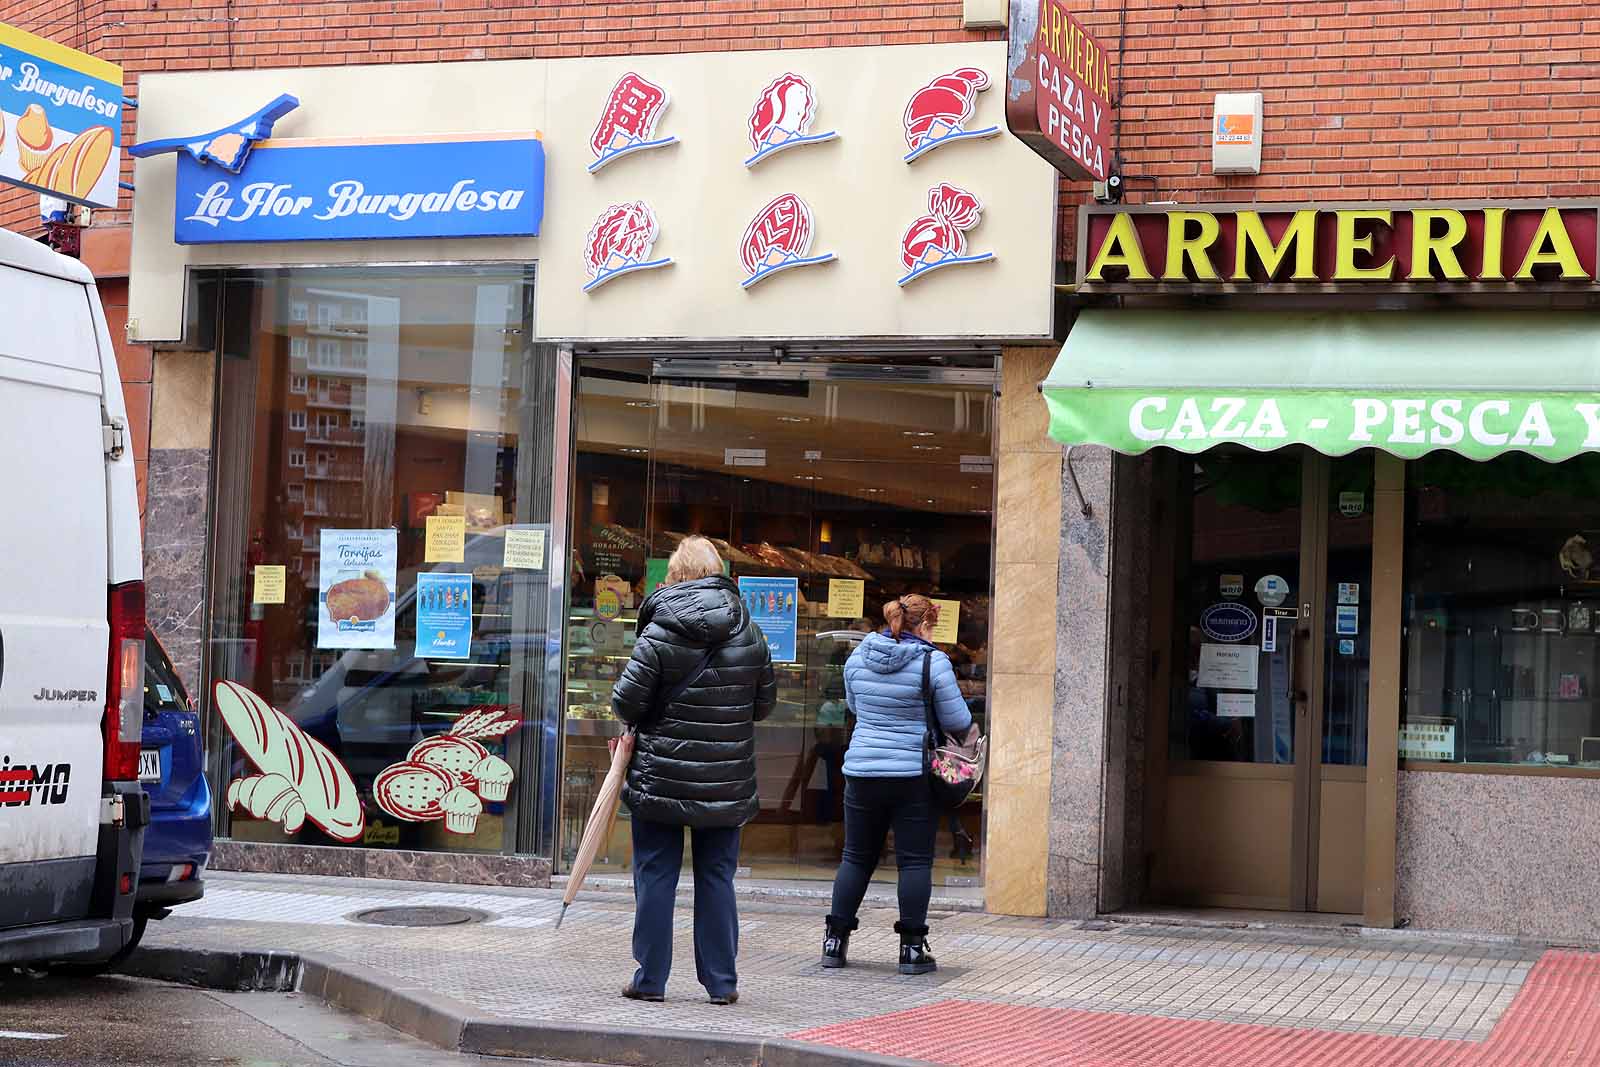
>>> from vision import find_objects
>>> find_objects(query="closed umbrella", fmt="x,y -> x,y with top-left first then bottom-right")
555,728 -> 635,930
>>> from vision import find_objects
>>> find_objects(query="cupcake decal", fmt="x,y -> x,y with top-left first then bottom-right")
371,706 -> 520,835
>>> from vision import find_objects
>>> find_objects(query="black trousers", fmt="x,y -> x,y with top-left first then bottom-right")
828,774 -> 936,930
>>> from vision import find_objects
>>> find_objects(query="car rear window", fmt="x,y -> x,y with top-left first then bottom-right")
145,638 -> 190,712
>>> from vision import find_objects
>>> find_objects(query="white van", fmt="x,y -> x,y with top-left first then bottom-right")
0,227 -> 148,966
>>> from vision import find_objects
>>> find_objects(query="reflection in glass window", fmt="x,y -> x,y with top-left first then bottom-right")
1403,453 -> 1600,768
206,266 -> 555,858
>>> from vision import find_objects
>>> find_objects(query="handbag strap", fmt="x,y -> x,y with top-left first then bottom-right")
649,646 -> 715,729
920,649 -> 944,745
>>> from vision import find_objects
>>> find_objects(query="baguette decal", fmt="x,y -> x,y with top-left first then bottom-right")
739,193 -> 836,289
372,705 -> 519,835
215,680 -> 365,841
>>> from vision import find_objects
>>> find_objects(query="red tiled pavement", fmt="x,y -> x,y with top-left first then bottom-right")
791,951 -> 1600,1067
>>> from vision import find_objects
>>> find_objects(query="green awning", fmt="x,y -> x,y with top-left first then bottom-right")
1043,310 -> 1600,462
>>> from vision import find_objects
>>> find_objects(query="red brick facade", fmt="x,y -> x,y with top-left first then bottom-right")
3,2 -> 1596,259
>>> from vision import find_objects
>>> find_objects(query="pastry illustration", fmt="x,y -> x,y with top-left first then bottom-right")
23,125 -> 115,201
226,772 -> 305,834
16,104 -> 52,171
214,680 -> 365,841
471,754 -> 514,801
370,706 -> 521,830
326,570 -> 389,622
373,760 -> 452,822
441,786 -> 483,834
409,735 -> 488,788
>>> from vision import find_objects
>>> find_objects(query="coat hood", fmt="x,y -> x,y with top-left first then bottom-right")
855,630 -> 930,675
639,575 -> 747,646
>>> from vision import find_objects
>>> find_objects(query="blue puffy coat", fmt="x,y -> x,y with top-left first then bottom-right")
842,631 -> 973,778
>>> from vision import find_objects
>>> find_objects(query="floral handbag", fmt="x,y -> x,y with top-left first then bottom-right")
920,651 -> 988,809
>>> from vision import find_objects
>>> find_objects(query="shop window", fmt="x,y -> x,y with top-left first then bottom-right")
1403,452 -> 1600,769
560,360 -> 995,885
206,266 -> 556,857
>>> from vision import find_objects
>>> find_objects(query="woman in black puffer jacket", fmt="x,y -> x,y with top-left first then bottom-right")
611,536 -> 776,1005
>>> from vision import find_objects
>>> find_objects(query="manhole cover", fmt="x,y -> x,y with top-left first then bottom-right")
350,906 -> 488,927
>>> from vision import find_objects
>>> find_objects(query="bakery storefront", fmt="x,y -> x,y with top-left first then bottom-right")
126,44 -> 1057,889
1046,201 -> 1600,937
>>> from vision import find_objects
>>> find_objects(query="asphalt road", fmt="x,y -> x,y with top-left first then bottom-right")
0,972 -> 597,1067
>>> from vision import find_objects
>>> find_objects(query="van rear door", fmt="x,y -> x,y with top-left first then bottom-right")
0,258 -> 111,927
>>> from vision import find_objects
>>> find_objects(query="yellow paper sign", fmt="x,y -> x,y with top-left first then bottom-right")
424,514 -> 466,563
929,599 -> 961,645
503,527 -> 547,570
252,564 -> 286,605
827,578 -> 865,619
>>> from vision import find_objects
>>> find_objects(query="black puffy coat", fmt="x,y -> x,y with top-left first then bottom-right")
612,575 -> 777,828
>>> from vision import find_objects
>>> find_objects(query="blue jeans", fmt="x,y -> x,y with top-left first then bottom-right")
630,817 -> 741,997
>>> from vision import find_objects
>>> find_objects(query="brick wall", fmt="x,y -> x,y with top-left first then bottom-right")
5,3 -> 1595,257
0,0 -> 998,234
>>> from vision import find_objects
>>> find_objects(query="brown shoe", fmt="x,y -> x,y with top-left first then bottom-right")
622,983 -> 664,1002
708,991 -> 739,1005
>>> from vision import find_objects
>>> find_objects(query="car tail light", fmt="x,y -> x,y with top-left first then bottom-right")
104,582 -> 146,783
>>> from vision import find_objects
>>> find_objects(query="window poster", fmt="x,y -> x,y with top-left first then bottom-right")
415,572 -> 473,660
318,529 -> 397,649
503,526 -> 547,570
252,564 -> 286,605
928,599 -> 961,645
1197,642 -> 1259,691
425,513 -> 467,563
827,579 -> 865,619
739,576 -> 798,662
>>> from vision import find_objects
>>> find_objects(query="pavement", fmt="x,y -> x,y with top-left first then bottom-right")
130,870 -> 1600,1066
0,971 -> 597,1067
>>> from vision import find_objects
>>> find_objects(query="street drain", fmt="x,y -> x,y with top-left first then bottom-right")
350,905 -> 488,927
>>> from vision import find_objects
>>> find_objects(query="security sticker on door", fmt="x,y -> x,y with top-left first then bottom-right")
1255,575 -> 1289,608
1338,582 -> 1360,605
1336,604 -> 1359,636
1220,573 -> 1244,598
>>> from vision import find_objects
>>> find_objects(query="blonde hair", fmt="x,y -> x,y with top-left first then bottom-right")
664,535 -> 723,586
883,594 -> 939,639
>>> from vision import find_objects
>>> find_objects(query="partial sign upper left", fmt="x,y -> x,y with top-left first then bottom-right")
0,22 -> 122,207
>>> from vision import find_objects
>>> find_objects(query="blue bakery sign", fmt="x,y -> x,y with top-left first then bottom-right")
148,120 -> 544,244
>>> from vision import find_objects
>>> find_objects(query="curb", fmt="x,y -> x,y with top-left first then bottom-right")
123,946 -> 928,1067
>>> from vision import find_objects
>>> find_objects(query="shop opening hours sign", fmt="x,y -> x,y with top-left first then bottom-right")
1005,0 -> 1114,182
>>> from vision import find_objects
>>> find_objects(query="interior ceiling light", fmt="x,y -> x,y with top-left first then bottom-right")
901,430 -> 936,437
619,447 -> 649,454
911,444 -> 942,451
625,401 -> 659,409
865,488 -> 885,494
777,416 -> 811,423
795,474 -> 821,481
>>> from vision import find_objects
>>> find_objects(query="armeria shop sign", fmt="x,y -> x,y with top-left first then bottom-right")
1078,201 -> 1600,292
1005,0 -> 1113,182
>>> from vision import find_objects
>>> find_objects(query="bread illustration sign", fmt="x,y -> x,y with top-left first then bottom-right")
739,193 -> 836,289
215,680 -> 365,841
588,73 -> 677,173
896,184 -> 995,287
372,706 -> 520,835
583,201 -> 671,292
902,68 -> 1001,163
743,73 -> 839,168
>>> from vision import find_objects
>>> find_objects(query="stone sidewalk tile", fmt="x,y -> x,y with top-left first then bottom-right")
142,871 -> 1556,1051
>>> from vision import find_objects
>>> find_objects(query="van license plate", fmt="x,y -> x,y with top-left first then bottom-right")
139,750 -> 162,783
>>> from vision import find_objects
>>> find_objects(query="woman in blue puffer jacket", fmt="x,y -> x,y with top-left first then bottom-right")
822,594 -> 972,975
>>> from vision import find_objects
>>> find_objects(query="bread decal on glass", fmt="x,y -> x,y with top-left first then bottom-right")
372,706 -> 519,835
215,680 -> 366,842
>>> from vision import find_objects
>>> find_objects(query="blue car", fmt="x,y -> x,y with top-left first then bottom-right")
134,632 -> 212,941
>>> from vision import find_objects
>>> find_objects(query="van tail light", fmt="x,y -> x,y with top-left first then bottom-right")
104,582 -> 145,783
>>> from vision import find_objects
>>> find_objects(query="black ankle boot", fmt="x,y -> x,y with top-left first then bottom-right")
895,921 -> 937,975
822,915 -> 856,969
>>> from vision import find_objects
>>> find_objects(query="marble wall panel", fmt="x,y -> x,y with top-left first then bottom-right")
1397,770 -> 1600,943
